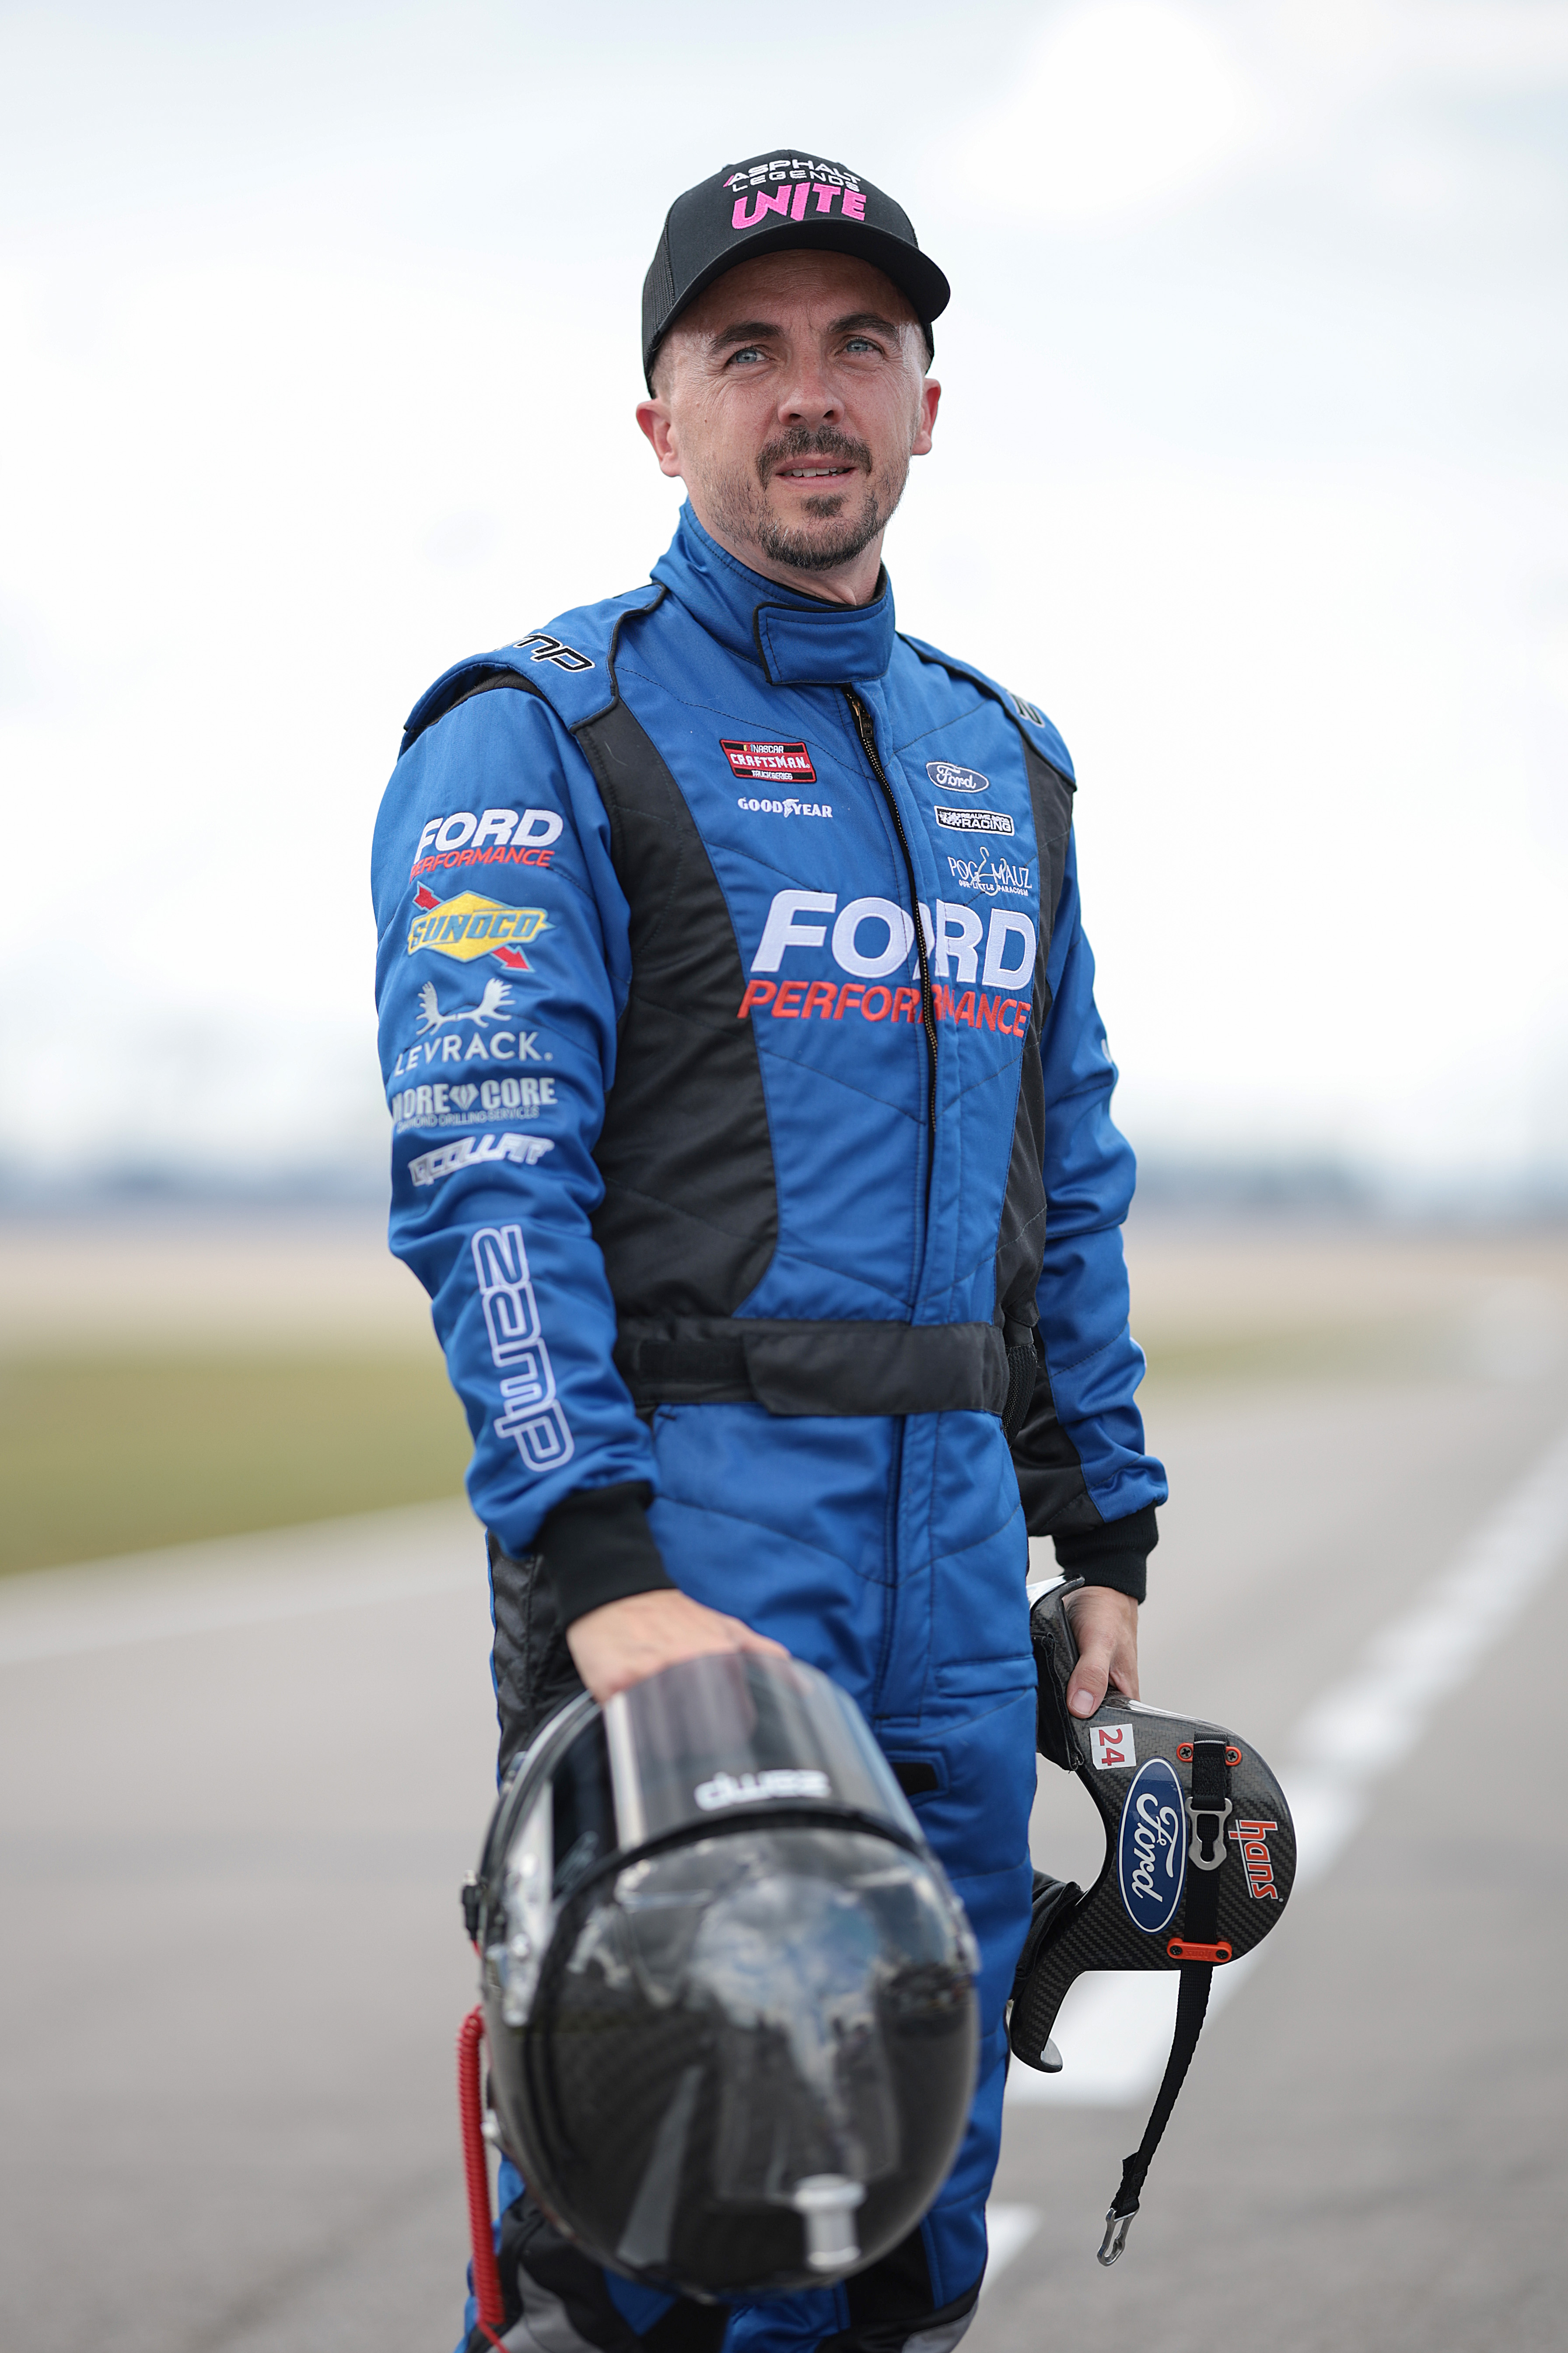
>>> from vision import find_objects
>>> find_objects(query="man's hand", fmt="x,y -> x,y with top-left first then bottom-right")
565,1587 -> 788,1707
1063,1586 -> 1140,1719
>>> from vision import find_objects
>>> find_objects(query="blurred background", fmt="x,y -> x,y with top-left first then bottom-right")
2,4 -> 1565,2350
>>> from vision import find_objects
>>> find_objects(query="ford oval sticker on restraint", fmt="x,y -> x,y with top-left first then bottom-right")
1117,1757 -> 1186,1934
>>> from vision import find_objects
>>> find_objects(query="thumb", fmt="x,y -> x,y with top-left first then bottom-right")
1067,1652 -> 1110,1718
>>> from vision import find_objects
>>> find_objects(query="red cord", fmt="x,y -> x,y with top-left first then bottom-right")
458,2007 -> 507,2341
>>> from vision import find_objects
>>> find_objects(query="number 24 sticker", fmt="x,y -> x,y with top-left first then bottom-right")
1090,1721 -> 1137,1770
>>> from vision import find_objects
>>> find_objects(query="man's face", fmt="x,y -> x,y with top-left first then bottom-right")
637,250 -> 940,579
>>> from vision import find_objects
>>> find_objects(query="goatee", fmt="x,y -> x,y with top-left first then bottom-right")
706,426 -> 910,577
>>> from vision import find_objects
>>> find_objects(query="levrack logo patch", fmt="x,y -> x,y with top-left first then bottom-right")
406,885 -> 549,971
722,739 -> 818,784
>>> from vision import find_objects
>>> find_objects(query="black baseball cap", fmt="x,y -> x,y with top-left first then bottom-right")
642,149 -> 951,391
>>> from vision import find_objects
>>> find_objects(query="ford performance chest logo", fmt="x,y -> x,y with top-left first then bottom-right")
926,761 -> 989,793
1117,1757 -> 1186,1934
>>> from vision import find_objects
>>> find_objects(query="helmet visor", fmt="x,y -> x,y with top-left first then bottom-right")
603,1651 -> 920,1851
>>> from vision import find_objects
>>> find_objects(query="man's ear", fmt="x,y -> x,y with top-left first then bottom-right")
636,396 -> 685,480
911,376 -> 941,458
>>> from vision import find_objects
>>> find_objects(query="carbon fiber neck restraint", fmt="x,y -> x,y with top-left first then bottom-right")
1010,1579 -> 1295,2263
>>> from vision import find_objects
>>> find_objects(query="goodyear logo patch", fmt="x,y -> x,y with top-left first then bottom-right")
406,884 -> 549,971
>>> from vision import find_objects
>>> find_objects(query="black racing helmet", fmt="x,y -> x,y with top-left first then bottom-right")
1010,1578 -> 1297,2264
467,1652 -> 980,2298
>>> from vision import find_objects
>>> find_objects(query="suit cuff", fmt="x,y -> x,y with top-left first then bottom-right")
537,1483 -> 676,1627
1052,1504 -> 1158,1603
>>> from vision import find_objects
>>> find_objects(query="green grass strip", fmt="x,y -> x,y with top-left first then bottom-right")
0,1351 -> 472,1576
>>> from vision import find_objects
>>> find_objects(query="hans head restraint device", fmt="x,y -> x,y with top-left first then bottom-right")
1010,1578 -> 1296,2265
457,1651 -> 980,2336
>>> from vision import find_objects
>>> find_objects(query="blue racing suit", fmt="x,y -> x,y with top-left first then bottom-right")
372,504 -> 1166,2353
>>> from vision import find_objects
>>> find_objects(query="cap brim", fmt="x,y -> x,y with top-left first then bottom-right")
649,221 -> 950,379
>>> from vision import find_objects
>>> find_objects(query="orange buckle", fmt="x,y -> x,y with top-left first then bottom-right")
1177,1741 -> 1242,1766
1166,1937 -> 1233,1963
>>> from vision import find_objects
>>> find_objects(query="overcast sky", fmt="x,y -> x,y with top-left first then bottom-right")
3,0 -> 1565,1193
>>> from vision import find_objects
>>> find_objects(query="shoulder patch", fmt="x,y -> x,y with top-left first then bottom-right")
399,585 -> 664,757
511,630 -> 595,673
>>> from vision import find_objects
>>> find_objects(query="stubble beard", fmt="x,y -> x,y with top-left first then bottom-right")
705,426 -> 910,576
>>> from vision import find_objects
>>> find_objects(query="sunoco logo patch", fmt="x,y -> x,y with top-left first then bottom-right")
406,886 -> 549,971
722,739 -> 818,784
1117,1757 -> 1186,1934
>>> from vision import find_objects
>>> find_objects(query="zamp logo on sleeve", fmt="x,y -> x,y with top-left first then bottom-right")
470,1222 -> 574,1472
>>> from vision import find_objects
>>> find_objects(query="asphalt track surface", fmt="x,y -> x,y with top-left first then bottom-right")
3,1367 -> 1567,2353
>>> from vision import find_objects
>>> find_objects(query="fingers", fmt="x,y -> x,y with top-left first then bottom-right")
733,1621 -> 790,1658
1063,1587 -> 1141,1718
1067,1646 -> 1110,1718
566,1589 -> 788,1703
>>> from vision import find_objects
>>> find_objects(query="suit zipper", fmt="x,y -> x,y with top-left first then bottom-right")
844,690 -> 938,1140
846,690 -> 929,1716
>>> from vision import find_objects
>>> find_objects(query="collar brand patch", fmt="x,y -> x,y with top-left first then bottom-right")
721,738 -> 817,784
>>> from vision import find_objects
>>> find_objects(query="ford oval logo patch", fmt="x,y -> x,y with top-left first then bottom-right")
925,760 -> 990,793
1117,1757 -> 1186,1934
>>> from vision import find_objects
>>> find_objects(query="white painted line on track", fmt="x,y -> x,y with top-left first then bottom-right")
983,2205 -> 1041,2283
1009,1420 -> 1568,2108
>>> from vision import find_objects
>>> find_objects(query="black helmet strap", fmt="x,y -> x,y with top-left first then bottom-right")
1098,1734 -> 1234,2265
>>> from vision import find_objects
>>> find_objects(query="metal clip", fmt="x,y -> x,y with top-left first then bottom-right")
1097,2208 -> 1135,2266
1186,1795 -> 1232,1870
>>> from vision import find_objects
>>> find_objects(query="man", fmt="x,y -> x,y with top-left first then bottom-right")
373,148 -> 1166,2353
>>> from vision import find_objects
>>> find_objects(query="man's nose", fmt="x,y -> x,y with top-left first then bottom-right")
776,353 -> 839,423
